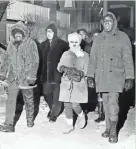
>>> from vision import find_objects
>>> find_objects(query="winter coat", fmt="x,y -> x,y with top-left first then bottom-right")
80,39 -> 87,51
87,12 -> 134,93
0,21 -> 39,89
40,37 -> 69,84
57,50 -> 89,103
0,47 -> 6,70
84,41 -> 93,55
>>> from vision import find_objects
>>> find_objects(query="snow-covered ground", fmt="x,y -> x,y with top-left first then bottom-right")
0,100 -> 135,149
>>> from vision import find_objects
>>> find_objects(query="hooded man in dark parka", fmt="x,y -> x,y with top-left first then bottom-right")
40,23 -> 69,122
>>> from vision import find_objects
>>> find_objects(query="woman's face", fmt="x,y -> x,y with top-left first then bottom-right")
69,39 -> 80,49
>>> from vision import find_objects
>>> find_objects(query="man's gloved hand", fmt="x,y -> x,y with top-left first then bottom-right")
87,77 -> 95,88
124,79 -> 134,91
0,80 -> 9,88
0,74 -> 6,81
27,77 -> 36,86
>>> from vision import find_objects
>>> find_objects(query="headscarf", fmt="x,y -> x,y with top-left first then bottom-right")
68,32 -> 84,57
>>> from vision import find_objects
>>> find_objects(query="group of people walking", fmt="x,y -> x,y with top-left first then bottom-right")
0,12 -> 134,144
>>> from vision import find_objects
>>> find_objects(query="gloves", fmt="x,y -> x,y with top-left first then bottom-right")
68,68 -> 84,82
0,80 -> 9,88
70,67 -> 84,77
87,77 -> 95,88
67,74 -> 81,82
124,79 -> 134,91
0,74 -> 6,81
0,74 -> 8,88
59,65 -> 71,74
27,77 -> 36,86
72,76 -> 82,82
60,66 -> 84,82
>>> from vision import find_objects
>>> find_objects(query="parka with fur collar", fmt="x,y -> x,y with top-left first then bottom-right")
0,21 -> 39,89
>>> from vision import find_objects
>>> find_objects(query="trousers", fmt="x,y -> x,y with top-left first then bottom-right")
102,92 -> 119,129
43,83 -> 63,118
5,81 -> 34,125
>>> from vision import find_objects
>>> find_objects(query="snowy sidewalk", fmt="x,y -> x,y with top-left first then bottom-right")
0,103 -> 135,149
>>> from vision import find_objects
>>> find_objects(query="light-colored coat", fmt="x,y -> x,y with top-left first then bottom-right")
0,21 -> 39,89
87,12 -> 134,93
58,50 -> 89,103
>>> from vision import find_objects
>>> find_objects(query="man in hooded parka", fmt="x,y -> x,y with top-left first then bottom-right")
40,23 -> 69,122
87,12 -> 134,143
0,21 -> 39,132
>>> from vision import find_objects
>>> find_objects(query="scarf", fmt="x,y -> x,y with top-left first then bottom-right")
69,46 -> 84,57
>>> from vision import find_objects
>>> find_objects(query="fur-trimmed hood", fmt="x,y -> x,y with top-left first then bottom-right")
10,21 -> 29,41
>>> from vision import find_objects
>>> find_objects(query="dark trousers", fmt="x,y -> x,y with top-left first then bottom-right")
14,83 -> 41,126
5,81 -> 34,125
43,83 -> 63,118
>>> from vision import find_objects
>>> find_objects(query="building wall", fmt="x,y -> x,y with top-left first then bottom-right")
0,11 -> 6,45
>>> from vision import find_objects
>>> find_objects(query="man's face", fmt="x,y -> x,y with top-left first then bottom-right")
93,33 -> 99,40
69,39 -> 80,49
103,16 -> 114,32
79,31 -> 87,40
46,29 -> 54,40
14,32 -> 23,41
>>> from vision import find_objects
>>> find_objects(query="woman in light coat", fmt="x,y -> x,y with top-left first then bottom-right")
57,32 -> 89,134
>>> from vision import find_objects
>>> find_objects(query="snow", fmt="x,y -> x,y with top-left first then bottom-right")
0,105 -> 135,149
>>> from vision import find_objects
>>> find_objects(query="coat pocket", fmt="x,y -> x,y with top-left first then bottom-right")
110,67 -> 125,84
72,79 -> 88,103
59,80 -> 71,102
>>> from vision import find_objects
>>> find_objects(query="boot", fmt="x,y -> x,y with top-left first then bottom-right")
63,118 -> 74,134
49,116 -> 57,123
27,121 -> 34,127
47,110 -> 51,119
102,128 -> 110,138
95,101 -> 105,123
77,111 -> 86,129
25,102 -> 34,127
101,118 -> 111,138
109,121 -> 118,143
0,123 -> 15,132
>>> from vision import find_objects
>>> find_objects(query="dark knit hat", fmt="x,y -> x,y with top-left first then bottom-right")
46,23 -> 57,37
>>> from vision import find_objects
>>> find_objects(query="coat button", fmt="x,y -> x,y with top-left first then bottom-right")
110,70 -> 112,72
110,58 -> 113,60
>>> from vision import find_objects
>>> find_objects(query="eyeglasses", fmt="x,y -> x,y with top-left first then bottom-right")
47,30 -> 54,33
